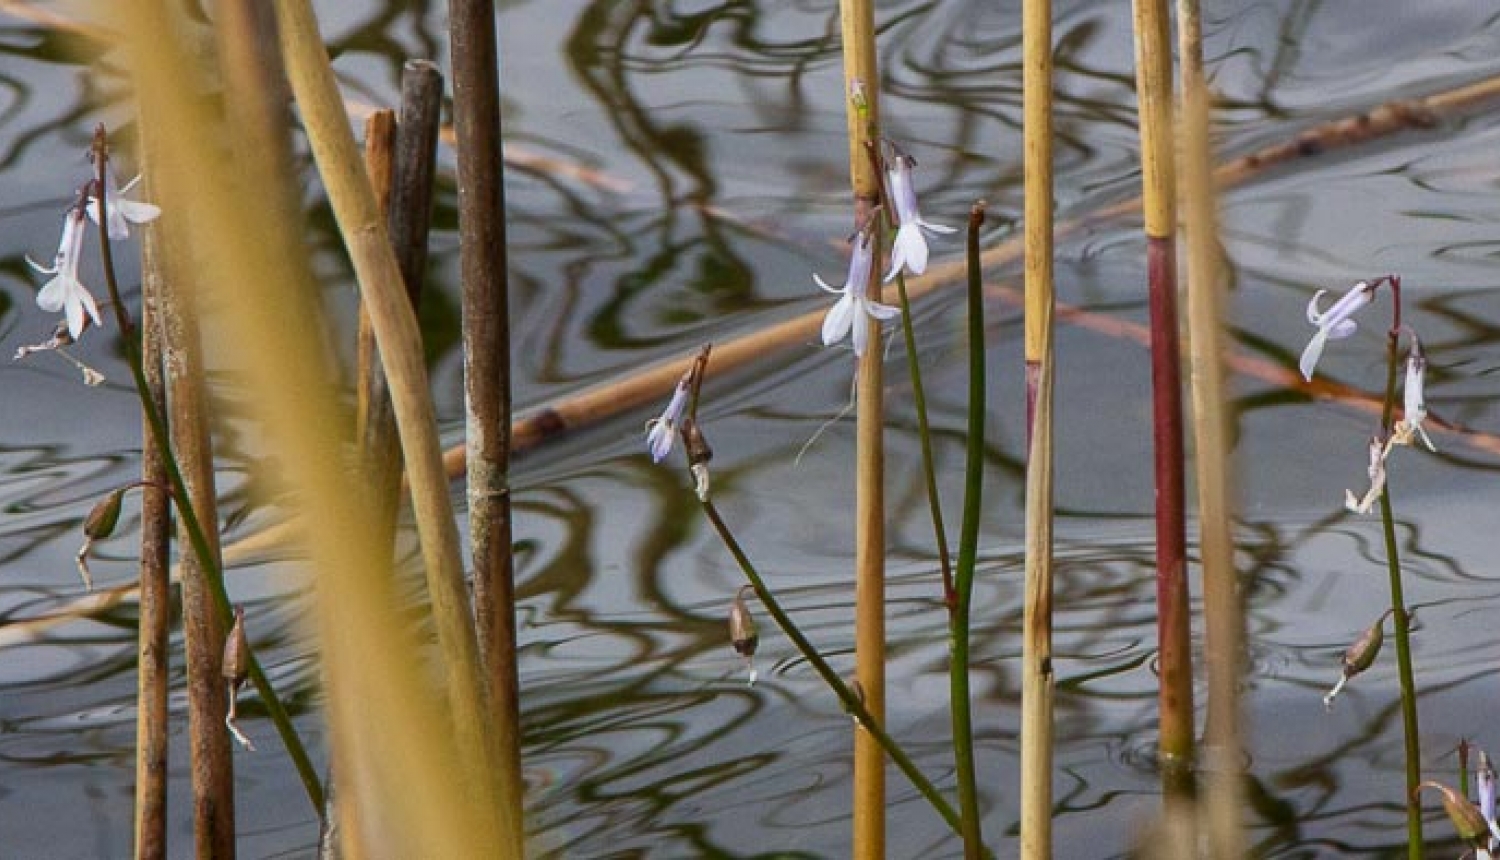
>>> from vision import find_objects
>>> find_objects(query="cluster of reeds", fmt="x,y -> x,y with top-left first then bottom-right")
14,1 -> 1500,856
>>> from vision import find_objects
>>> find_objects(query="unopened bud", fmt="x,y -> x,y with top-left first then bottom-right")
729,586 -> 757,657
1324,613 -> 1385,710
84,488 -> 127,541
1418,781 -> 1491,849
223,605 -> 249,688
682,417 -> 712,467
223,605 -> 256,751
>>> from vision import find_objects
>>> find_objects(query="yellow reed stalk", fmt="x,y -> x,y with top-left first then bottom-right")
1020,352 -> 1054,860
268,0 -> 509,834
1177,0 -> 1243,855
118,0 -> 511,853
1020,0 -> 1056,856
838,0 -> 885,855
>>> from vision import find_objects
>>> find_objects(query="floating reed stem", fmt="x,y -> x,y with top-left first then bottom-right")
133,170 -> 171,860
449,0 -> 525,845
837,0 -> 885,854
1129,0 -> 1195,777
1020,0 -> 1055,854
123,0 -> 505,852
1176,0 -> 1244,854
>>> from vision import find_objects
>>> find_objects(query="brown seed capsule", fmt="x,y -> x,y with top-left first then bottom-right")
1342,613 -> 1385,678
223,605 -> 249,688
1418,780 -> 1491,849
729,586 -> 757,658
83,488 -> 127,541
682,417 -> 713,467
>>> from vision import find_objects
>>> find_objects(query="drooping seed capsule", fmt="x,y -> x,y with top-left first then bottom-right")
729,586 -> 758,686
223,605 -> 249,689
74,487 -> 129,591
1323,612 -> 1386,710
223,605 -> 256,751
683,417 -> 713,502
1418,780 -> 1491,850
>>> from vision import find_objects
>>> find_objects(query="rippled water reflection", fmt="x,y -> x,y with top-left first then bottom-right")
3,0 -> 1500,857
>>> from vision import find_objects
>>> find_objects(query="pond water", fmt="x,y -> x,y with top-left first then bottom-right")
3,1 -> 1500,857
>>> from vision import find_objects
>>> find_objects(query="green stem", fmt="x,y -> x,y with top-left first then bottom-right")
698,499 -> 984,851
1378,319 -> 1422,859
892,271 -> 955,607
92,131 -> 325,814
948,203 -> 987,858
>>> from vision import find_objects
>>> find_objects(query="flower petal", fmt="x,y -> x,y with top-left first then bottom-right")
887,223 -> 928,278
822,293 -> 856,348
865,299 -> 901,320
1326,319 -> 1358,340
918,218 -> 957,235
813,273 -> 844,295
1299,327 -> 1329,381
35,276 -> 68,313
1306,290 -> 1329,325
64,293 -> 86,341
118,199 -> 162,225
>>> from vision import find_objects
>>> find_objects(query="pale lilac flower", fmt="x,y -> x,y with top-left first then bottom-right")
1479,750 -> 1500,846
1300,280 -> 1376,381
87,168 -> 160,240
27,207 -> 101,340
816,227 -> 900,357
883,147 -> 954,280
1394,333 -> 1437,452
645,381 -> 689,463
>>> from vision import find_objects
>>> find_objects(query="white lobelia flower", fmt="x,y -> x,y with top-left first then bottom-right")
1300,280 -> 1376,381
1392,332 -> 1437,452
1479,750 -> 1500,846
27,207 -> 102,340
87,168 -> 161,240
645,381 -> 689,463
816,226 -> 900,358
883,147 -> 954,280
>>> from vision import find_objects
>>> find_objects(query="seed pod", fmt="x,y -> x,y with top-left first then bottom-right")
682,417 -> 713,467
1341,614 -> 1385,678
729,586 -> 757,658
222,605 -> 249,689
1324,612 -> 1386,710
83,487 -> 127,541
1418,781 -> 1491,849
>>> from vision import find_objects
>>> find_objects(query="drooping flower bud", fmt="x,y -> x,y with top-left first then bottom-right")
1418,781 -> 1491,850
223,605 -> 256,751
74,487 -> 128,591
729,586 -> 758,686
683,417 -> 713,501
1324,612 -> 1386,710
223,605 -> 249,689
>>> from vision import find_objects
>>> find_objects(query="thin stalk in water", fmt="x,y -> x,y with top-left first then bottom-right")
947,202 -> 988,859
90,128 -> 325,815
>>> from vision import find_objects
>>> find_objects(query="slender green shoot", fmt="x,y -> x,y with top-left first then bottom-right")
91,127 -> 325,814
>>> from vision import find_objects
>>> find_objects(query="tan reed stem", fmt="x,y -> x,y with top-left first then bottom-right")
121,0 -> 507,853
1020,0 -> 1056,855
1176,0 -> 1244,855
838,0 -> 885,855
133,169 -> 171,860
1130,0 -> 1196,777
270,0 -> 507,837
449,0 -> 525,844
357,106 -> 396,449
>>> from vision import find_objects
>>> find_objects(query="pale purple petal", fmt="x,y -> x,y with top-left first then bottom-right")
865,299 -> 901,320
886,222 -> 928,280
1299,327 -> 1329,382
1306,290 -> 1329,325
918,218 -> 956,235
1326,319 -> 1358,340
646,422 -> 676,463
64,293 -> 86,341
35,276 -> 68,313
821,293 -> 856,347
851,301 -> 871,357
